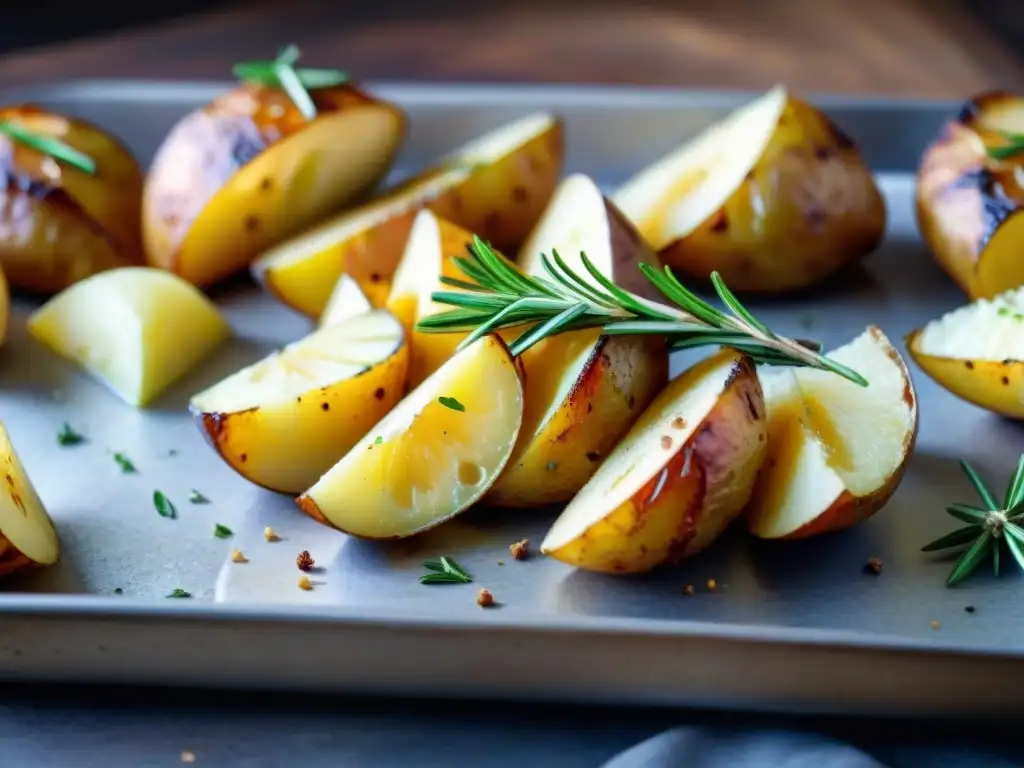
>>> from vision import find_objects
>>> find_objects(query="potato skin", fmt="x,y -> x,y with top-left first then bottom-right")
485,333 -> 668,507
0,105 -> 144,294
193,343 -> 408,494
916,92 -> 1024,300
143,82 -> 406,288
661,97 -> 885,294
543,353 -> 766,574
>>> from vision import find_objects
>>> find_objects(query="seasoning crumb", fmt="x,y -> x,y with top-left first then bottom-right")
263,526 -> 279,542
965,606 -> 976,614
509,539 -> 529,560
497,559 -> 505,566
864,557 -> 883,575
476,588 -> 495,608
706,578 -> 717,591
296,550 -> 315,571
298,575 -> 313,591
180,751 -> 196,764
660,435 -> 673,450
682,584 -> 695,597
230,549 -> 248,564
672,416 -> 686,429
930,619 -> 941,631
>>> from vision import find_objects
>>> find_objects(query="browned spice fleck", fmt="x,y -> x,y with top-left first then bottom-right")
660,435 -> 673,450
296,550 -> 315,571
706,579 -> 717,591
864,557 -> 883,575
509,539 -> 530,561
244,215 -> 260,233
965,606 -> 976,614
930,620 -> 941,631
585,451 -> 601,463
321,402 -> 330,411
298,575 -> 313,591
477,588 -> 495,608
672,417 -> 686,429
1003,376 -> 1011,386
682,584 -> 695,597
964,360 -> 975,370
374,387 -> 386,400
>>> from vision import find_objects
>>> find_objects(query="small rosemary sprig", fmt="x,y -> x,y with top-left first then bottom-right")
233,44 -> 347,120
922,456 -> 1024,586
415,236 -> 867,386
0,120 -> 96,174
986,130 -> 1024,161
420,556 -> 473,585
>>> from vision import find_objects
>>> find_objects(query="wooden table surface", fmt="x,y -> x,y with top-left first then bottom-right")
0,0 -> 1021,99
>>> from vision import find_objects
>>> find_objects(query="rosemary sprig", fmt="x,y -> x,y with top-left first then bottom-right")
987,130 -> 1024,161
0,121 -> 96,174
420,556 -> 473,585
415,236 -> 867,386
922,456 -> 1024,586
233,44 -> 347,120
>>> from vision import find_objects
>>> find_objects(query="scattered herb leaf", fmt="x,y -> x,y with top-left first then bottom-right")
57,422 -> 85,446
438,396 -> 465,412
188,489 -> 209,504
214,523 -> 233,539
374,435 -> 383,445
166,588 -> 191,598
112,452 -> 136,473
420,556 -> 473,584
153,490 -> 176,519
922,456 -> 1024,585
232,44 -> 335,120
0,120 -> 96,174
988,130 -> 1024,160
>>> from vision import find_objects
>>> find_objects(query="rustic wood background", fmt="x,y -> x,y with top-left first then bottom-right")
0,0 -> 1021,98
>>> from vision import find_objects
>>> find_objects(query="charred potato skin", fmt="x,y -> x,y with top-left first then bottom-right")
143,83 -> 407,287
0,105 -> 144,294
662,97 -> 885,294
915,92 -> 1024,300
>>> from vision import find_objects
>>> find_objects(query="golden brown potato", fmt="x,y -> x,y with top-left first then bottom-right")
541,350 -> 766,574
916,91 -> 1024,300
251,112 -> 563,318
143,82 -> 406,288
0,105 -> 144,294
614,86 -> 885,294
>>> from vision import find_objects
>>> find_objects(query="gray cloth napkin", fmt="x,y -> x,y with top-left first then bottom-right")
602,727 -> 1021,768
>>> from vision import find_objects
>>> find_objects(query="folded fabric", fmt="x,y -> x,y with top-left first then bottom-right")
601,727 -> 1019,768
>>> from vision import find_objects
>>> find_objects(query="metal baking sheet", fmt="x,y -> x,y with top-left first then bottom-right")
0,81 -> 1017,715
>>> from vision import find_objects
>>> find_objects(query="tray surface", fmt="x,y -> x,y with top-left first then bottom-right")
0,82 -> 1017,709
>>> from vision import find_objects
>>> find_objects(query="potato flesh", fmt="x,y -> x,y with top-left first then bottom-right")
191,310 -> 407,494
27,267 -> 230,407
253,112 -> 562,318
0,421 -> 60,574
297,335 -> 523,539
541,351 -> 765,571
319,274 -> 373,326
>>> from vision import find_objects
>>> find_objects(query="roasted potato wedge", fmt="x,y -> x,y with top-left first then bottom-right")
27,267 -> 231,407
191,309 -> 407,494
143,81 -> 406,288
916,91 -> 1024,299
747,328 -> 917,539
541,350 -> 766,574
907,287 -> 1024,418
252,112 -> 563,317
614,86 -> 885,294
0,105 -> 144,293
297,334 -> 524,539
0,421 -> 60,578
484,174 -> 668,507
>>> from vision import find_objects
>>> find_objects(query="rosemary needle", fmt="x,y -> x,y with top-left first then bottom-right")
416,236 -> 867,387
232,44 -> 348,120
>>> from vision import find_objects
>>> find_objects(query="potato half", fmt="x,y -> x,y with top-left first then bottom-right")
613,86 -> 885,294
252,112 -> 563,317
28,267 -> 231,407
916,92 -> 1024,299
143,82 -> 406,288
484,174 -> 669,508
296,334 -> 524,539
0,422 -> 60,578
907,287 -> 1024,418
746,327 -> 917,539
541,350 -> 766,574
191,309 -> 407,494
0,105 -> 144,293
386,209 -> 484,389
